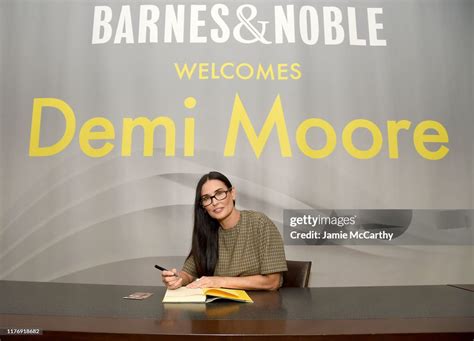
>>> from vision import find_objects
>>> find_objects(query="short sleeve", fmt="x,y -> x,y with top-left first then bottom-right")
182,254 -> 198,278
257,214 -> 288,275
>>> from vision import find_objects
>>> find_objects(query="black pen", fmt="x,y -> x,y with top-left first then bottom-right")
154,264 -> 179,277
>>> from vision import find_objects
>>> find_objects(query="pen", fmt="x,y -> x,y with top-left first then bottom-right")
154,264 -> 179,277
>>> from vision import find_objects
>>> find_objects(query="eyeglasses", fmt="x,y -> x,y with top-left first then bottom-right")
201,189 -> 231,207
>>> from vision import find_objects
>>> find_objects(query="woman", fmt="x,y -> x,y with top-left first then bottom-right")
162,171 -> 287,291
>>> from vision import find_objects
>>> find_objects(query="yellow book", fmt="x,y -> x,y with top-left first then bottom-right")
162,287 -> 253,303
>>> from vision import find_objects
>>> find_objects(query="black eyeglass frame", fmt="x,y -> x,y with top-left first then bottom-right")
200,188 -> 232,207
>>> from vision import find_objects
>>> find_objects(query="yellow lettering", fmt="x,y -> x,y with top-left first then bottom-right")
342,119 -> 383,159
211,63 -> 220,79
221,62 -> 234,79
236,63 -> 254,80
79,117 -> 115,157
413,120 -> 449,160
224,94 -> 292,158
296,118 -> 337,158
29,98 -> 76,156
290,63 -> 302,80
277,64 -> 289,80
174,63 -> 197,80
198,63 -> 209,79
256,64 -> 275,80
184,117 -> 195,157
183,97 -> 196,157
122,117 -> 175,156
387,120 -> 411,159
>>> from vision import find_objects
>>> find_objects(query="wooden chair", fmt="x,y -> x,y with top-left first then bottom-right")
282,260 -> 312,288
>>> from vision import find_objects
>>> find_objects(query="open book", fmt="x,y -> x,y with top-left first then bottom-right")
162,287 -> 253,303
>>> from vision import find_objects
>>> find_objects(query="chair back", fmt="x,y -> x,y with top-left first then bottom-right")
282,260 -> 312,288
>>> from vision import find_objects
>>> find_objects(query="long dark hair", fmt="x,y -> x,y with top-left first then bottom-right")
188,171 -> 233,277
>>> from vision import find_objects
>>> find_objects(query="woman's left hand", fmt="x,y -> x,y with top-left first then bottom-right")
186,276 -> 224,288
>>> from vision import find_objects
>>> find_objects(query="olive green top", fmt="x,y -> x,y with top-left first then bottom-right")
182,210 -> 287,277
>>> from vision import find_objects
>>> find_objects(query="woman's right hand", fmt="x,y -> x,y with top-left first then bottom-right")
162,268 -> 183,289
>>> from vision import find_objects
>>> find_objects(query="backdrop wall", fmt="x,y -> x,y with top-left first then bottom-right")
1,0 -> 472,287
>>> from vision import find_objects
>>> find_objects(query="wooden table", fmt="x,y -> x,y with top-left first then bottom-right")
0,281 -> 473,340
